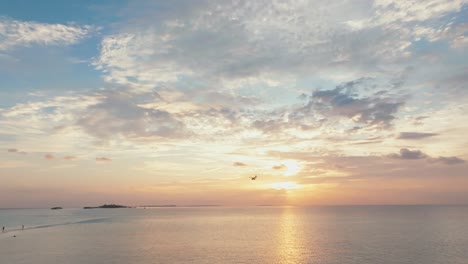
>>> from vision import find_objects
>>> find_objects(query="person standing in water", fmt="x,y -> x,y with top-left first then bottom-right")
22,225 -> 24,230
2,226 -> 4,232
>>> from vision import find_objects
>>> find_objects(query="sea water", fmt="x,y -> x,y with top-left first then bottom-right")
1,206 -> 467,264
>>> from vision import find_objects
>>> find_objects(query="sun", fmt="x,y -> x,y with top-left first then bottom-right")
269,181 -> 301,190
282,160 -> 301,176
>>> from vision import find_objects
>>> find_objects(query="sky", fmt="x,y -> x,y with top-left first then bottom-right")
1,0 -> 467,208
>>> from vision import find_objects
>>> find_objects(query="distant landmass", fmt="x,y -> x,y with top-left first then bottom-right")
82,204 -> 222,209
51,207 -> 63,210
83,204 -> 130,209
140,205 -> 177,208
139,205 -> 221,208
182,205 -> 221,207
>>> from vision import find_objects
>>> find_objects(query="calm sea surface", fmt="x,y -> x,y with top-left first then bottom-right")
1,206 -> 467,264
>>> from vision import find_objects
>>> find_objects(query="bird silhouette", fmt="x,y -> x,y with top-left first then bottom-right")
250,175 -> 257,180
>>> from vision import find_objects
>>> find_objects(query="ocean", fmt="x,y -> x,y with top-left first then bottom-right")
1,206 -> 467,264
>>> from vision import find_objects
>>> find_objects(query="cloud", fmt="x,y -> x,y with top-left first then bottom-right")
410,116 -> 430,126
0,17 -> 96,51
252,119 -> 288,134
44,154 -> 55,160
389,148 -> 465,165
397,132 -> 439,140
96,157 -> 112,162
94,0 -> 453,93
1,4 -> 466,163
233,162 -> 247,167
0,93 -> 102,152
6,148 -> 27,154
77,92 -> 189,142
84,0 -> 466,146
430,156 -> 465,165
63,156 -> 77,160
309,80 -> 405,128
351,0 -> 466,50
413,23 -> 468,49
250,78 -> 406,135
272,164 -> 287,170
389,148 -> 428,160
372,0 -> 465,24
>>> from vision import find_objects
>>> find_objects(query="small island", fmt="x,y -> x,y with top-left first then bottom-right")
51,207 -> 63,210
83,204 -> 130,209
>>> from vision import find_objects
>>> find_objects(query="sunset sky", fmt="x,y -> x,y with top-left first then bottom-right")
1,0 -> 467,208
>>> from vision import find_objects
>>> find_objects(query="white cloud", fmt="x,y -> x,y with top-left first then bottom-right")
0,93 -> 101,152
94,0 -> 416,93
373,0 -> 465,24
0,17 -> 95,51
93,0 -> 468,103
94,32 -> 188,92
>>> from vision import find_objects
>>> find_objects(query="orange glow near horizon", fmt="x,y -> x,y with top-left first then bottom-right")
269,181 -> 302,190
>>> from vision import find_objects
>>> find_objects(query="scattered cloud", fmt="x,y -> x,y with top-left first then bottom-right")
252,118 -> 288,134
388,148 -> 465,165
63,156 -> 77,160
430,156 -> 465,165
397,132 -> 439,140
308,80 -> 405,129
372,0 -> 465,24
94,0 -> 460,93
411,116 -> 430,126
272,164 -> 287,170
6,148 -> 27,154
96,157 -> 112,162
389,148 -> 429,160
44,153 -> 55,160
77,92 -> 189,142
0,17 -> 96,51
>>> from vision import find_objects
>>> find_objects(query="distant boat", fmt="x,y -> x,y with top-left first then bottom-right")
51,207 -> 63,210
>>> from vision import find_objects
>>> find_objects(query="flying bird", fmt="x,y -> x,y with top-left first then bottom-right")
250,175 -> 257,180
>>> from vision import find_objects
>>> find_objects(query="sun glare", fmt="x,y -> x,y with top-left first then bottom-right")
282,160 -> 301,176
269,181 -> 301,190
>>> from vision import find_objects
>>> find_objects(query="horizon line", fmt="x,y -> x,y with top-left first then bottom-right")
2,203 -> 468,209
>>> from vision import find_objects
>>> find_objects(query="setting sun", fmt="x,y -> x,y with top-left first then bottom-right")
282,160 -> 301,176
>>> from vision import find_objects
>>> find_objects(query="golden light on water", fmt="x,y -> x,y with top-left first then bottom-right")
277,207 -> 303,263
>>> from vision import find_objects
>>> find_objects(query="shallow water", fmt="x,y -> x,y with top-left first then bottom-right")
1,206 -> 468,264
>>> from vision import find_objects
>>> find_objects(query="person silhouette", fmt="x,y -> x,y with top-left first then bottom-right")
2,226 -> 4,232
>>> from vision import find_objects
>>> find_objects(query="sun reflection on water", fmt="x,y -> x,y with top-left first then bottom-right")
276,207 -> 304,263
